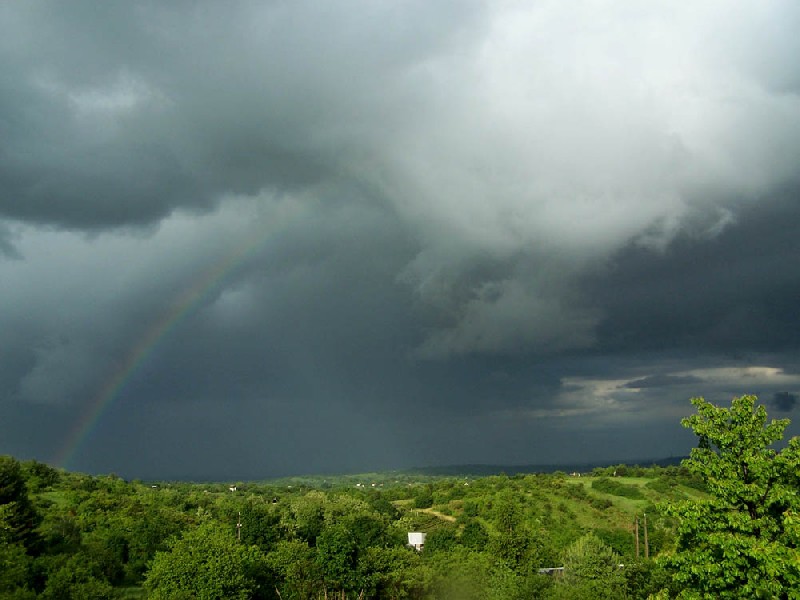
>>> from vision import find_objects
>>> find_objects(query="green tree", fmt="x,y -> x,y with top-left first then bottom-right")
0,456 -> 41,551
551,533 -> 625,600
21,460 -> 61,493
0,507 -> 34,597
82,529 -> 128,585
427,546 -> 495,600
662,395 -> 800,599
489,489 -> 533,571
37,509 -> 82,556
287,492 -> 325,546
317,520 -> 366,594
38,554 -> 116,600
144,522 -> 267,600
622,559 -> 671,600
413,485 -> 434,509
123,503 -> 188,581
267,540 -> 321,600
460,520 -> 489,550
424,527 -> 458,554
359,546 -> 432,600
217,499 -> 282,553
366,491 -> 400,520
315,517 -> 386,595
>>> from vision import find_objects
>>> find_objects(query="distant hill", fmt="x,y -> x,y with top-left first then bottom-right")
406,456 -> 688,477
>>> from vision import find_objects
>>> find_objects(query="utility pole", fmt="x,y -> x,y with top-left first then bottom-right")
237,511 -> 242,542
634,517 -> 640,558
643,513 -> 649,559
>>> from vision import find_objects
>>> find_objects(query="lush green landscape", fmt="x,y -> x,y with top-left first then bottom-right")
2,395 -> 799,598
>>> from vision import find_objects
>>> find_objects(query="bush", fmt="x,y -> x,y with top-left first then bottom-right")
644,478 -> 674,494
424,527 -> 458,554
413,487 -> 433,509
588,496 -> 613,510
591,478 -> 645,500
563,484 -> 588,500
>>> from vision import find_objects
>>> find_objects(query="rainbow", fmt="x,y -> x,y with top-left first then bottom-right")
54,216 -> 287,469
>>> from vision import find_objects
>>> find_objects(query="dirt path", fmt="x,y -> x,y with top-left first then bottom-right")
420,507 -> 457,522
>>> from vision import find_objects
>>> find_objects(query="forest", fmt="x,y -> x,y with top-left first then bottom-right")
2,395 -> 798,599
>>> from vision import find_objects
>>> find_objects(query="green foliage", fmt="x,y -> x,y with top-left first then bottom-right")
266,540 -> 321,599
288,491 -> 325,546
82,530 -> 128,586
488,489 -> 533,570
592,477 -> 645,500
662,395 -> 800,598
21,460 -> 61,493
218,500 -> 282,553
366,491 -> 400,520
462,498 -> 480,517
563,483 -> 588,500
424,526 -> 458,554
0,456 -> 41,551
359,546 -> 432,599
0,538 -> 33,595
144,522 -> 267,600
413,485 -> 434,509
0,452 -> 703,598
427,546 -> 497,600
37,509 -> 82,555
552,533 -> 625,600
595,527 -> 635,558
301,494 -> 399,595
621,559 -> 671,600
38,554 -> 117,600
460,520 -> 489,550
314,521 -> 362,593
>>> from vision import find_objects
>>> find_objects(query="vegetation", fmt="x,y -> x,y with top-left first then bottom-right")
591,477 -> 646,500
661,395 -> 800,598
1,394 -> 797,598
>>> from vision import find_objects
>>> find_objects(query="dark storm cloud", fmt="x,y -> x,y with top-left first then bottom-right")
0,0 -> 484,229
2,1 -> 800,478
585,189 -> 800,357
772,392 -> 798,413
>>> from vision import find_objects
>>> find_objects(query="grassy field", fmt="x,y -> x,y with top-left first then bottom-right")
386,471 -> 709,559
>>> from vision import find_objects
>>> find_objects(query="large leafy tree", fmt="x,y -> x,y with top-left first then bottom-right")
266,540 -> 322,600
0,504 -> 34,598
0,455 -> 40,552
489,489 -> 533,571
144,521 -> 268,600
663,395 -> 800,599
550,533 -> 626,600
38,554 -> 116,600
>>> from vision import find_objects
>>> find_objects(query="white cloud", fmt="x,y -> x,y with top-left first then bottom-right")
373,1 -> 800,355
679,366 -> 800,389
516,363 -> 800,425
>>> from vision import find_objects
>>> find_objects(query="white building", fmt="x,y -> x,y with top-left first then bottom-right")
407,532 -> 426,551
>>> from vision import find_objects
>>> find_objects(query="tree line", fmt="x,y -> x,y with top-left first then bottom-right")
2,394 -> 798,598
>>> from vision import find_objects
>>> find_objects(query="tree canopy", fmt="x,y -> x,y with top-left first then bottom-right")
663,395 -> 800,598
144,521 -> 267,600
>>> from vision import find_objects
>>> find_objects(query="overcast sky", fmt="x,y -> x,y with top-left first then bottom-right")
2,1 -> 800,480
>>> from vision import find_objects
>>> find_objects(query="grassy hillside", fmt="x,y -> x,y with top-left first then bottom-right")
387,470 -> 706,561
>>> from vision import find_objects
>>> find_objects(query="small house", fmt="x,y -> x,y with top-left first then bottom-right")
407,532 -> 426,551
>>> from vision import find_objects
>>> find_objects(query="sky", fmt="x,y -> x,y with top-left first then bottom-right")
2,1 -> 800,480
